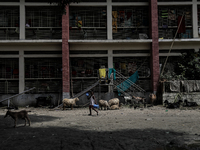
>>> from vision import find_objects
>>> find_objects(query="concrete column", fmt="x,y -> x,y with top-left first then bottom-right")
192,0 -> 198,38
108,49 -> 113,92
20,0 -> 25,40
107,0 -> 112,40
19,50 -> 24,93
108,49 -> 113,68
62,5 -> 70,99
150,0 -> 159,94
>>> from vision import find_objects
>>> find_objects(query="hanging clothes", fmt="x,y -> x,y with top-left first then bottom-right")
119,11 -> 125,24
112,11 -> 118,33
99,68 -> 106,79
168,10 -> 176,20
108,68 -> 116,80
177,16 -> 186,33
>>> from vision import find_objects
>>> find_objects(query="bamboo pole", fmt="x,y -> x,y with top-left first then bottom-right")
160,13 -> 185,77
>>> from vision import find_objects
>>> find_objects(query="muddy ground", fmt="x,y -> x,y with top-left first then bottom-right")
1,105 -> 200,150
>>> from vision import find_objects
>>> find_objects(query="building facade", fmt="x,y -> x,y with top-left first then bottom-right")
0,0 -> 200,106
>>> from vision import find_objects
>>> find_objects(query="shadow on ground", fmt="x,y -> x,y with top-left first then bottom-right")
1,114 -> 200,150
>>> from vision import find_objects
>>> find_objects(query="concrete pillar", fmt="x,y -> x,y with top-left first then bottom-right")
107,0 -> 112,40
19,50 -> 24,93
108,49 -> 113,68
150,0 -> 159,94
62,5 -> 70,99
192,0 -> 198,38
20,0 -> 25,40
108,50 -> 113,93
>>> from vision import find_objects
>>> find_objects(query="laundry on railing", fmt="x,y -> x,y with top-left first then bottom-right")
99,68 -> 106,79
108,68 -> 116,80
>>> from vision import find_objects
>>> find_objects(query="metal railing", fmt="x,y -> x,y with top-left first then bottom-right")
0,87 -> 36,107
114,71 -> 146,94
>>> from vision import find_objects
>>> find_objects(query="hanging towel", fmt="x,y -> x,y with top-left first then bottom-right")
108,68 -> 116,80
112,11 -> 118,32
177,16 -> 186,33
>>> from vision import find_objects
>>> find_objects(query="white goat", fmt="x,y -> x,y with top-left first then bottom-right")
110,104 -> 119,110
110,103 -> 123,110
98,100 -> 110,110
108,98 -> 119,107
62,97 -> 79,110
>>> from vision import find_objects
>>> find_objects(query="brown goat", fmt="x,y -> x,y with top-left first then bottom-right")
4,110 -> 31,128
149,93 -> 157,105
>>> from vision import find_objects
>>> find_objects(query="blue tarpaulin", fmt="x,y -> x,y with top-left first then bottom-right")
117,71 -> 139,95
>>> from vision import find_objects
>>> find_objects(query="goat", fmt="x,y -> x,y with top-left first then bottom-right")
98,100 -> 110,110
184,99 -> 198,107
149,93 -> 157,105
4,110 -> 31,128
108,98 -> 119,107
62,97 -> 79,110
132,96 -> 147,108
110,103 -> 123,110
164,100 -> 182,109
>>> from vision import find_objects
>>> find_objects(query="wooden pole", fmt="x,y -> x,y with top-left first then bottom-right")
160,13 -> 184,77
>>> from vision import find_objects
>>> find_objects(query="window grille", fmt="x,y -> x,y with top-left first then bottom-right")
113,50 -> 150,54
198,5 -> 200,27
24,51 -> 61,54
0,58 -> 19,79
159,56 -> 181,76
25,58 -> 62,79
25,6 -> 62,39
158,0 -> 191,2
0,0 -> 19,2
0,6 -> 19,40
25,79 -> 62,93
159,49 -> 191,53
69,6 -> 107,40
112,6 -> 149,40
158,6 -> 192,39
72,79 -> 108,93
70,50 -> 107,54
70,57 -> 108,93
70,57 -> 107,78
113,57 -> 150,78
81,0 -> 106,2
0,58 -> 19,94
112,0 -> 148,2
0,80 -> 19,94
136,79 -> 151,91
26,0 -> 50,2
0,51 -> 19,55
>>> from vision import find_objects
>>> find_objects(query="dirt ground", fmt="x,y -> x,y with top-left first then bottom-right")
1,105 -> 200,150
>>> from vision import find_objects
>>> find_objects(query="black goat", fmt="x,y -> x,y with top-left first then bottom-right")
184,99 -> 198,107
164,100 -> 182,109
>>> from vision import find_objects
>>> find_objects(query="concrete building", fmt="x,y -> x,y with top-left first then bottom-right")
0,0 -> 200,107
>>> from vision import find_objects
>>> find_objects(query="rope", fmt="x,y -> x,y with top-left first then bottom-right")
160,13 -> 185,77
